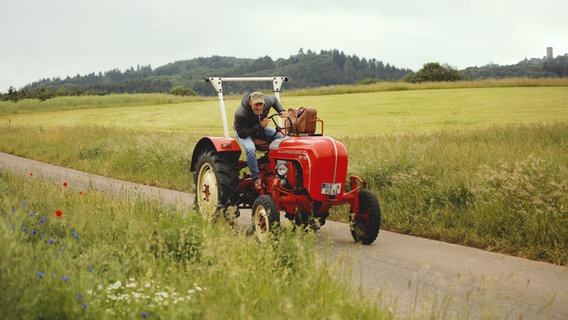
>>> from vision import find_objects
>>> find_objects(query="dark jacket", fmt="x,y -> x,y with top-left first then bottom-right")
233,93 -> 285,139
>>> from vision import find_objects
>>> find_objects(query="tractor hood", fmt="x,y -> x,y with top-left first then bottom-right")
270,136 -> 349,201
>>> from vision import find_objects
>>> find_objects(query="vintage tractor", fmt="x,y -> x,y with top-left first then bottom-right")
190,76 -> 381,244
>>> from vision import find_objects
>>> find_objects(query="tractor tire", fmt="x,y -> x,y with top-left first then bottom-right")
350,189 -> 381,245
194,149 -> 239,222
252,195 -> 281,241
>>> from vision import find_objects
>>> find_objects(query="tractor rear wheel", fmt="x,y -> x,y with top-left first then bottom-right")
194,149 -> 239,222
252,195 -> 281,241
350,189 -> 381,245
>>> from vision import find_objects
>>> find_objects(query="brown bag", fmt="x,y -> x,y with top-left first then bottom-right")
285,107 -> 318,136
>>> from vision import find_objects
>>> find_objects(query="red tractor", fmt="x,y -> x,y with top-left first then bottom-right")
191,77 -> 381,244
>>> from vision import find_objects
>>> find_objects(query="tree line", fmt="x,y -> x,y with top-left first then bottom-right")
2,49 -> 567,102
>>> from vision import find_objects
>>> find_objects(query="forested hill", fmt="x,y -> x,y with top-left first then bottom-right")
24,49 -> 411,96
13,48 -> 568,99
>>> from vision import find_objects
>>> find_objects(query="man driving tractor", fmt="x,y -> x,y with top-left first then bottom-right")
233,91 -> 289,189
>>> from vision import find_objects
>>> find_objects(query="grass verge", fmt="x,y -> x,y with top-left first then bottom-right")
0,171 -> 388,319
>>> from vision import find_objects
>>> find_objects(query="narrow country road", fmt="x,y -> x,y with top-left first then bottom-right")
1,152 -> 566,319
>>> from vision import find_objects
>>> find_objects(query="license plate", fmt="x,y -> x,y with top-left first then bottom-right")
321,183 -> 341,195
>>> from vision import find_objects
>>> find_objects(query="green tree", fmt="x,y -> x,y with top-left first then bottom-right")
408,62 -> 461,83
170,85 -> 196,96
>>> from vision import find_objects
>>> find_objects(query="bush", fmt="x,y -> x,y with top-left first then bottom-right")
170,85 -> 196,96
405,62 -> 461,83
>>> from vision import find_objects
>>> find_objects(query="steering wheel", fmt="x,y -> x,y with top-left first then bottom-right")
268,113 -> 292,137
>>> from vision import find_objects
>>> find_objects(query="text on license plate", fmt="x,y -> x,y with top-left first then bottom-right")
321,183 -> 341,195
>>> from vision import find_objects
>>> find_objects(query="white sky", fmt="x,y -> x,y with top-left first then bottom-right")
1,0 -> 567,92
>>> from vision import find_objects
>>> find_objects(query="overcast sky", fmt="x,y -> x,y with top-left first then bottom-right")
1,0 -> 567,92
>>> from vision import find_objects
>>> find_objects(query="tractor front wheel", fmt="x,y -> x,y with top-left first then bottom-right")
350,189 -> 381,245
252,195 -> 281,241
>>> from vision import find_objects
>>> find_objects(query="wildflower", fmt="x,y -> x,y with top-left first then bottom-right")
82,302 -> 88,309
63,182 -> 68,187
141,312 -> 149,318
31,230 -> 38,236
22,202 -> 26,207
36,271 -> 45,278
30,172 -> 33,176
39,217 -> 47,224
107,280 -> 122,291
77,293 -> 84,300
71,231 -> 80,239
79,191 -> 84,196
22,226 -> 28,232
48,238 -> 55,244
62,275 -> 70,282
55,210 -> 63,217
28,212 -> 34,217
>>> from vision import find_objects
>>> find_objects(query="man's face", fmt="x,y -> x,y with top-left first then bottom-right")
250,101 -> 264,115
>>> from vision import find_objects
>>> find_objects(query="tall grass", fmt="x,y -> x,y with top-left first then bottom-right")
1,83 -> 566,265
1,123 -> 566,265
290,78 -> 568,96
0,171 -> 387,319
341,123 -> 568,265
0,125 -> 197,191
0,93 -> 213,117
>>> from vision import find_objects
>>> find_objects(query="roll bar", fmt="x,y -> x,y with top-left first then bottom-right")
205,76 -> 288,138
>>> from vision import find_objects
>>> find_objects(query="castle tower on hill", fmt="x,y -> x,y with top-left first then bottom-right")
547,47 -> 553,60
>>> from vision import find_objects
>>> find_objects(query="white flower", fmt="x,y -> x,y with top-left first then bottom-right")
107,280 -> 122,291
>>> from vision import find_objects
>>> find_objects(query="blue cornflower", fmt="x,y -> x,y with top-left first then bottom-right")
22,226 -> 28,232
28,212 -> 34,217
22,202 -> 26,207
61,275 -> 70,282
71,231 -> 80,240
82,302 -> 88,309
31,230 -> 38,236
77,293 -> 84,300
39,217 -> 47,224
48,238 -> 55,244
36,271 -> 45,278
141,312 -> 149,318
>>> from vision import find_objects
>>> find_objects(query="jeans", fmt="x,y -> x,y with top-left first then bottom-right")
235,127 -> 283,180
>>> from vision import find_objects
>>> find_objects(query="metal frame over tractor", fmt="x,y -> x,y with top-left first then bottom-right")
190,76 -> 381,244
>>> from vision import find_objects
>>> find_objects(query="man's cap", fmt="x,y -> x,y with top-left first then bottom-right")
249,91 -> 265,104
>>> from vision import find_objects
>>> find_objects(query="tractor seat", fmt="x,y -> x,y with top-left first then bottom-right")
252,138 -> 271,152
252,137 -> 287,152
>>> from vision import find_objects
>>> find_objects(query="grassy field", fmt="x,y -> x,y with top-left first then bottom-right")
0,171 -> 386,319
0,79 -> 567,266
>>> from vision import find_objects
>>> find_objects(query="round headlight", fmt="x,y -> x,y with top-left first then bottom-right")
276,163 -> 288,176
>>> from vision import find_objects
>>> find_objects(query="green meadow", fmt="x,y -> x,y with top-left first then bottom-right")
1,79 -> 567,318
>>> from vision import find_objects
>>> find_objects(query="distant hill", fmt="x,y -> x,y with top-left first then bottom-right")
23,49 -> 412,96
7,48 -> 568,100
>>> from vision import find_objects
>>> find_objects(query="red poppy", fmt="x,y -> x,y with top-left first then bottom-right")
55,210 -> 63,217
79,191 -> 83,196
63,182 -> 68,187
30,172 -> 33,176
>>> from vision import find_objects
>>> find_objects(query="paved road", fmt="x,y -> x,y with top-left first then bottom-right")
1,152 -> 566,319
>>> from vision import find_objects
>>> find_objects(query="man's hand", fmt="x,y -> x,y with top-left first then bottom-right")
280,111 -> 289,118
260,117 -> 270,128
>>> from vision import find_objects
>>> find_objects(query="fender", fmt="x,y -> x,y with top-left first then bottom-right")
190,137 -> 241,171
